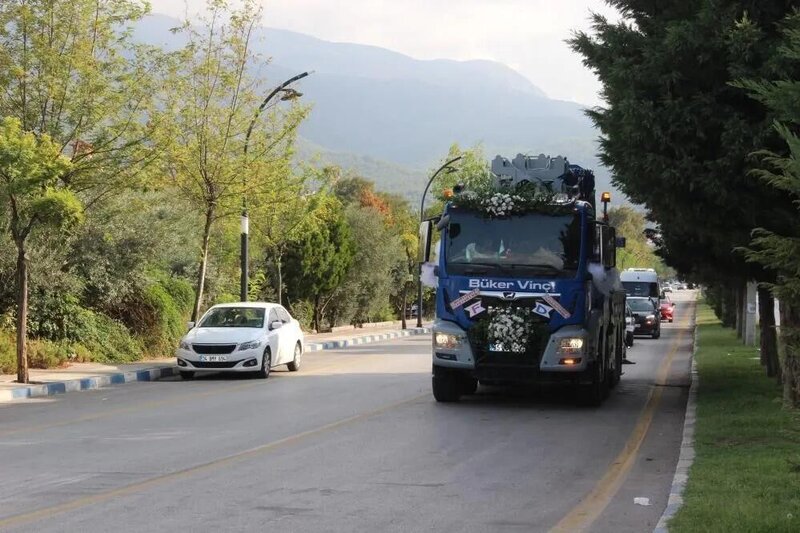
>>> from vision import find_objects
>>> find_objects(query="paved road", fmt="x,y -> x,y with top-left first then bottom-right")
0,294 -> 696,532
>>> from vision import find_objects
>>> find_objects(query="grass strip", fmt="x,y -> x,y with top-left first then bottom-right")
669,303 -> 800,532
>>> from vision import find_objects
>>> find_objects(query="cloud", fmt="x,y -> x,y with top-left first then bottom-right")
150,0 -> 620,106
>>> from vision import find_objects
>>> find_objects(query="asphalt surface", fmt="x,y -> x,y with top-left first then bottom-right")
0,293 -> 696,533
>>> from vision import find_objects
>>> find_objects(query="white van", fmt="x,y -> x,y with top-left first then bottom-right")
620,268 -> 661,301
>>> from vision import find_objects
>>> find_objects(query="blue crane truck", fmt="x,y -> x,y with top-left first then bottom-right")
419,154 -> 627,405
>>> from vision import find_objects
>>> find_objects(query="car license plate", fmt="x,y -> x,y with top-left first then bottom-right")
199,355 -> 227,362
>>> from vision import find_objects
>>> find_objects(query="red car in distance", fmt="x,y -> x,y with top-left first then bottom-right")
660,296 -> 675,323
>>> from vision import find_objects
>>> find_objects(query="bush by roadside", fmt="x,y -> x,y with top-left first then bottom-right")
669,303 -> 800,532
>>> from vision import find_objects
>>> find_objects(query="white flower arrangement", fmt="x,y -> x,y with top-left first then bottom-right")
487,308 -> 530,353
481,193 -> 524,217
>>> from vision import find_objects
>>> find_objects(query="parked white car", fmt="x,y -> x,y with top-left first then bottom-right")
176,302 -> 304,380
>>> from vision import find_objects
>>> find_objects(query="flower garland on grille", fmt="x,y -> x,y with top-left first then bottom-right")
487,308 -> 531,353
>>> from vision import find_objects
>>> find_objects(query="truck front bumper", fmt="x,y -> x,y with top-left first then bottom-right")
431,321 -> 596,378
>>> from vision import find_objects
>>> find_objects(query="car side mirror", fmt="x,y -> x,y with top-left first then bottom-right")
270,320 -> 283,331
187,321 -> 195,330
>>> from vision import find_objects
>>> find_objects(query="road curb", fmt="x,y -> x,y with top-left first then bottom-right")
304,327 -> 431,351
0,327 -> 431,403
0,366 -> 179,403
653,324 -> 699,533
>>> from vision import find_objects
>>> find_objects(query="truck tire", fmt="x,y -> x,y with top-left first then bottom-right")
432,367 -> 462,402
609,330 -> 622,389
461,377 -> 479,396
583,356 -> 609,406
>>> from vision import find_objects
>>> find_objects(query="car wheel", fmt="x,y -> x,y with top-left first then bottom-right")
179,371 -> 194,380
669,318 -> 673,323
287,342 -> 302,372
255,348 -> 271,379
652,327 -> 661,339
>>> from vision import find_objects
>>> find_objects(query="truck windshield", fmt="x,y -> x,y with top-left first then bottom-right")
445,210 -> 581,277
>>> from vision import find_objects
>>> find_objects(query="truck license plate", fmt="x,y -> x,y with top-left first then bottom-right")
199,355 -> 227,362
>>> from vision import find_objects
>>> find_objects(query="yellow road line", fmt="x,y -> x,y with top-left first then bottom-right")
0,392 -> 429,529
549,300 -> 695,533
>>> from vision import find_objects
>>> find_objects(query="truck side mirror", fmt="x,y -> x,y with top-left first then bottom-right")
419,220 -> 433,263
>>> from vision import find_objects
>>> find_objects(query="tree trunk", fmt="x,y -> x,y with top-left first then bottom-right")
400,285 -> 407,330
276,253 -> 283,306
721,286 -> 736,328
757,287 -> 780,381
735,284 -> 744,338
780,300 -> 800,408
313,294 -> 321,333
192,209 -> 214,322
15,242 -> 29,383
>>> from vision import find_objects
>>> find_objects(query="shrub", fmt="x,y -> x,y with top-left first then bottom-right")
26,340 -> 71,369
0,329 -> 14,374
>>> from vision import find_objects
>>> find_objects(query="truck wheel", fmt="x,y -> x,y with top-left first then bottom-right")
432,367 -> 462,403
583,359 -> 608,406
461,377 -> 478,396
609,333 -> 622,389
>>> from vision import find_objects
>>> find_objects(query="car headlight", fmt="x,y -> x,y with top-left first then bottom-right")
557,337 -> 584,356
434,332 -> 462,349
238,340 -> 262,351
646,314 -> 656,321
179,340 -> 191,350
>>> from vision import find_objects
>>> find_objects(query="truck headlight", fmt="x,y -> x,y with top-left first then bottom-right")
434,332 -> 462,349
557,337 -> 584,355
238,340 -> 262,351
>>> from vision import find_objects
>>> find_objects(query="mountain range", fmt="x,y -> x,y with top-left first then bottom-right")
134,14 -> 613,202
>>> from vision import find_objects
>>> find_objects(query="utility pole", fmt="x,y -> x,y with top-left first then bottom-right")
241,71 -> 312,301
417,156 -> 462,327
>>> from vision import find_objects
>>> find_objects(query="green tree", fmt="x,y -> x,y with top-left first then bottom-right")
156,0 -> 306,321
608,206 -> 673,277
570,0 -> 799,373
0,117 -> 79,382
739,10 -> 800,406
283,195 -> 355,331
0,0 -> 162,204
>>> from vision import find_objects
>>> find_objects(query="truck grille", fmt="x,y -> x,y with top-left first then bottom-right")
467,309 -> 550,368
191,344 -> 237,354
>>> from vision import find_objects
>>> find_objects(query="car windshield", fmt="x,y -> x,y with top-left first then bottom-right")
199,307 -> 265,328
445,210 -> 582,277
628,299 -> 656,313
623,281 -> 660,298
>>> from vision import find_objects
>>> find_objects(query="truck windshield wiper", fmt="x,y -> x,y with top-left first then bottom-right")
507,263 -> 563,273
449,261 -> 512,274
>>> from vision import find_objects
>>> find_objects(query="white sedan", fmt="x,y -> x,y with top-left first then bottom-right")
176,302 -> 304,380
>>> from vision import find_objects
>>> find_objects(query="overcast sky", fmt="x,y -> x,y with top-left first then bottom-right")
150,1 -> 621,106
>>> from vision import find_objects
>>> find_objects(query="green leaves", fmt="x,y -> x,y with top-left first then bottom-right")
0,117 -> 78,240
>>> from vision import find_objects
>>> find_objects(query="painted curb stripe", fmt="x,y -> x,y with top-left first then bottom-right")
653,323 -> 699,533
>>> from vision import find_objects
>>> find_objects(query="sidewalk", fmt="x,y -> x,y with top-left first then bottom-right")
0,323 -> 431,403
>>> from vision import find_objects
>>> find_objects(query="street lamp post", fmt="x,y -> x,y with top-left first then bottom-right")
241,71 -> 312,302
417,156 -> 463,327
